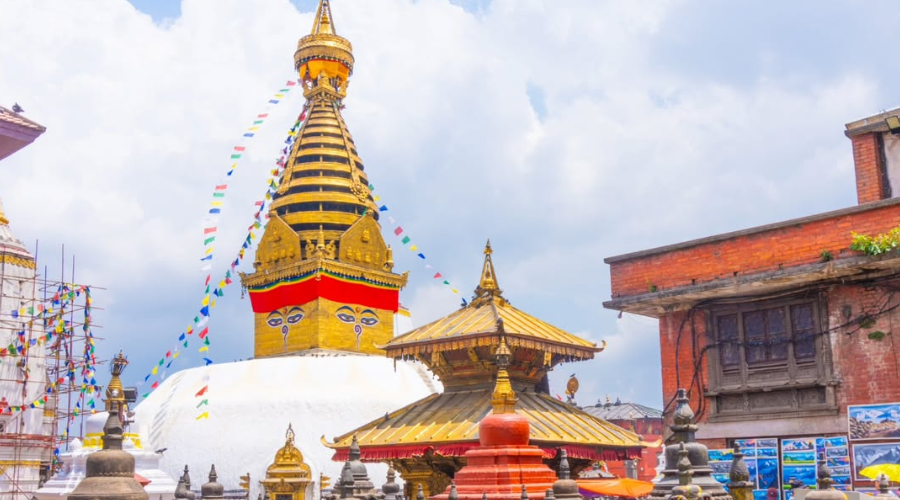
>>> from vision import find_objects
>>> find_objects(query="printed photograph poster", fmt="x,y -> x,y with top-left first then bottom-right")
853,442 -> 900,480
708,448 -> 734,489
849,402 -> 900,441
815,437 -> 851,491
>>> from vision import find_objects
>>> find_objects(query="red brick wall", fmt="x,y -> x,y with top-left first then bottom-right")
827,284 -> 900,408
609,203 -> 900,298
852,132 -> 886,204
659,310 -> 709,421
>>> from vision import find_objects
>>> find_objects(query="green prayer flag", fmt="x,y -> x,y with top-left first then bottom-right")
142,393 -> 150,399
212,192 -> 225,198
183,341 -> 189,348
204,237 -> 215,245
443,280 -> 450,285
230,154 -> 241,159
159,359 -> 164,366
204,337 -> 210,346
401,236 -> 411,245
196,399 -> 209,408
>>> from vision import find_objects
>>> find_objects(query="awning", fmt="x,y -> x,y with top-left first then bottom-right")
577,479 -> 653,499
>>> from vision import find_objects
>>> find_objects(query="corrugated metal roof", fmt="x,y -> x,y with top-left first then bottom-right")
326,389 -> 643,450
579,402 -> 663,421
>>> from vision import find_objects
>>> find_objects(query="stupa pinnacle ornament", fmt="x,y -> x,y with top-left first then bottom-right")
647,389 -> 729,500
727,444 -> 752,500
802,462 -> 846,500
67,403 -> 149,500
241,0 -> 408,357
200,465 -> 225,500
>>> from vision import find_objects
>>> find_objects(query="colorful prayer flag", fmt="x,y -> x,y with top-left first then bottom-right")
394,227 -> 403,236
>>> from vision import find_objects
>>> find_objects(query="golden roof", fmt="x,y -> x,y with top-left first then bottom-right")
383,242 -> 604,359
265,424 -> 312,478
323,388 -> 643,455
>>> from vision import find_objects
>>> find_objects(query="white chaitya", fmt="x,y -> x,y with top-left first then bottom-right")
0,198 -> 53,500
133,350 -> 440,500
35,410 -> 179,500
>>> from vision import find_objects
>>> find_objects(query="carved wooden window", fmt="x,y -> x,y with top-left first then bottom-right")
707,295 -> 835,419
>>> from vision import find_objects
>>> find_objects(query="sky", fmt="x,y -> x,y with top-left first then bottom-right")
2,0 -> 900,413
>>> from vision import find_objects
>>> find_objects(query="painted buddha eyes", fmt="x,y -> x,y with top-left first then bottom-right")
335,306 -> 379,327
286,307 -> 305,324
267,307 -> 305,328
336,312 -> 356,323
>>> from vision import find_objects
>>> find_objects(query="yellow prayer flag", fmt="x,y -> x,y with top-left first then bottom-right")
211,300 -> 217,309
410,245 -> 418,252
374,195 -> 381,201
196,412 -> 209,420
152,366 -> 158,375
199,346 -> 209,352
173,351 -> 180,359
210,201 -> 223,207
452,288 -> 459,294
202,295 -> 210,306
205,246 -> 214,255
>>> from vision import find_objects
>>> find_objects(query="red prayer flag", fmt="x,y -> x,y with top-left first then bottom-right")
394,227 -> 403,236
257,113 -> 268,118
434,273 -> 443,279
286,80 -> 297,86
199,327 -> 209,339
165,350 -> 171,358
204,227 -> 217,234
233,146 -> 246,152
215,184 -> 227,191
195,385 -> 208,397
556,394 -> 563,401
254,201 -> 264,207
151,381 -> 159,389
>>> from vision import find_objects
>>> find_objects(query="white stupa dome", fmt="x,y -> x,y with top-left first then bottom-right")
134,350 -> 440,500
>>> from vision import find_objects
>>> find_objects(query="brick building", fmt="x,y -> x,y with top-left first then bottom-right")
603,107 -> 900,495
580,399 -> 664,482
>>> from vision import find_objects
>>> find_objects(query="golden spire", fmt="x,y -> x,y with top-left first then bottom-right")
310,0 -> 336,35
105,351 -> 129,412
0,198 -> 8,226
491,337 -> 518,413
475,239 -> 503,298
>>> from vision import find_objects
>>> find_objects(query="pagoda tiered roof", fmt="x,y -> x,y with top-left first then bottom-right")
324,388 -> 643,462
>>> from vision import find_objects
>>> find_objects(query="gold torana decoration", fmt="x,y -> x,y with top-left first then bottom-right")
241,0 -> 408,358
261,423 -> 313,500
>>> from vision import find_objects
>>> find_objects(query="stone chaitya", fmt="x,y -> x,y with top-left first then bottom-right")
648,389 -> 729,500
201,466 -> 226,500
327,436 -> 379,500
67,403 -> 149,500
801,463 -> 847,500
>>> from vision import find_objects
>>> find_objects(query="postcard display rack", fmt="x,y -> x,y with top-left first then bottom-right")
708,437 -> 851,500
709,438 -> 780,500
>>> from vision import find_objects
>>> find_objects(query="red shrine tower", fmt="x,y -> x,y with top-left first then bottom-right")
430,339 -> 559,500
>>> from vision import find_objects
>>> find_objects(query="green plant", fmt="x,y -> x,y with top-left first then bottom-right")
820,250 -> 833,262
867,330 -> 887,341
851,227 -> 900,256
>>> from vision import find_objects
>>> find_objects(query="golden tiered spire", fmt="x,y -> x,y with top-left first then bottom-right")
0,198 -> 8,226
105,351 -> 129,412
241,0 -> 408,358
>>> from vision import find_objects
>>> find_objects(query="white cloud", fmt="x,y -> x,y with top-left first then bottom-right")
0,0 -> 892,413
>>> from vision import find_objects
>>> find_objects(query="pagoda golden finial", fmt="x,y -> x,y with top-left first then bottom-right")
475,239 -> 503,298
491,337 -> 517,414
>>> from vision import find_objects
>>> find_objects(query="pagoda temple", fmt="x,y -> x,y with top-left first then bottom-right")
325,243 -> 644,497
239,0 -> 407,358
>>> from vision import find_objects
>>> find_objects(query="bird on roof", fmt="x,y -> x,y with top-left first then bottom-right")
11,103 -> 24,113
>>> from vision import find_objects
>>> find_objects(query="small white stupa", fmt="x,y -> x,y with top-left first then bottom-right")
35,352 -> 179,500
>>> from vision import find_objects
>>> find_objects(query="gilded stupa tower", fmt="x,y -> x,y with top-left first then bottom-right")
241,0 -> 407,358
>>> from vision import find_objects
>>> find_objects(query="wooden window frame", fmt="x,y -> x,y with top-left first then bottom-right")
705,293 -> 837,420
